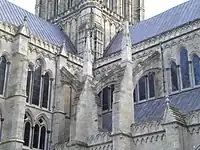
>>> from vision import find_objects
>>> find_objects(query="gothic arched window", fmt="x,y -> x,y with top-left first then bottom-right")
33,118 -> 47,149
39,126 -> 46,149
98,84 -> 115,111
24,122 -> 31,146
180,48 -> 190,89
170,61 -> 179,92
0,56 -> 7,95
42,72 -> 50,108
32,60 -> 42,106
33,124 -> 39,148
134,72 -> 156,102
26,64 -> 33,102
23,113 -> 32,147
192,54 -> 200,86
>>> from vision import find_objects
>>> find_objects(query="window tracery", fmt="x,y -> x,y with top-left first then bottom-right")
23,113 -> 32,147
33,117 -> 47,150
26,59 -> 52,110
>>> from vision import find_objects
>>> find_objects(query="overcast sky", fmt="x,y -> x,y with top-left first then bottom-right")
8,0 -> 189,19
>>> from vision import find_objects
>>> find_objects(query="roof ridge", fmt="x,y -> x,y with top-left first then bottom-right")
105,0 -> 198,56
1,0 -> 77,53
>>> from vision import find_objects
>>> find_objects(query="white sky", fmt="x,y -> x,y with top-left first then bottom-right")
8,0 -> 189,19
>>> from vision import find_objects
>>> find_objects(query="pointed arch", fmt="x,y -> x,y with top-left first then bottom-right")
180,48 -> 190,89
33,115 -> 48,149
26,63 -> 34,103
192,54 -> 200,86
32,59 -> 43,106
170,61 -> 179,92
42,72 -> 50,108
0,56 -> 7,95
23,112 -> 33,147
134,71 -> 156,102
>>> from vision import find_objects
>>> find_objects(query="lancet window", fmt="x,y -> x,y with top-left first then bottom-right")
26,59 -> 52,110
24,114 -> 48,150
180,48 -> 190,89
192,54 -> 200,86
0,56 -> 8,96
98,84 -> 115,112
170,61 -> 179,92
23,113 -> 32,147
33,118 -> 47,150
133,72 -> 156,102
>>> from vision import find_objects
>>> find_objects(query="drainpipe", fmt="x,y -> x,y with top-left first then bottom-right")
49,52 -> 59,150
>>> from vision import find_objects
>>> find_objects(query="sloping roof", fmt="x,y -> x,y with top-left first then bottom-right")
0,0 -> 76,53
105,0 -> 200,56
135,87 -> 200,123
102,87 -> 200,131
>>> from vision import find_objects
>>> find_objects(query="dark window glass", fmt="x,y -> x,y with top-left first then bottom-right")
26,66 -> 32,102
180,49 -> 190,89
0,56 -> 6,95
148,72 -> 155,98
171,61 -> 179,92
133,88 -> 137,102
24,122 -> 31,146
39,126 -> 46,150
139,76 -> 147,100
33,124 -> 39,148
193,55 -> 200,85
110,84 -> 114,109
32,61 -> 42,106
42,73 -> 49,108
102,87 -> 109,111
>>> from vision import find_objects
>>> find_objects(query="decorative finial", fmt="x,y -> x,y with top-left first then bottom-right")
165,96 -> 171,109
24,16 -> 27,22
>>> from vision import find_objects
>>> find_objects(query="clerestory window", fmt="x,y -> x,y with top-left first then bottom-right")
26,59 -> 52,110
98,84 -> 114,112
133,72 -> 156,102
192,54 -> 200,86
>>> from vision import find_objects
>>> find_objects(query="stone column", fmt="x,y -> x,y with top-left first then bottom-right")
112,21 -> 134,150
0,24 -> 30,149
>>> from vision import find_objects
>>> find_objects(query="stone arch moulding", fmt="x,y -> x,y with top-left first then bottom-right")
35,113 -> 50,129
60,66 -> 79,90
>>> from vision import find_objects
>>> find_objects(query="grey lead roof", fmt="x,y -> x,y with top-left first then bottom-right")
105,0 -> 200,56
135,87 -> 200,123
0,0 -> 76,53
102,87 -> 200,131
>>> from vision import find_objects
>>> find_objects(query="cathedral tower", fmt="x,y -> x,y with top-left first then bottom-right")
35,0 -> 145,59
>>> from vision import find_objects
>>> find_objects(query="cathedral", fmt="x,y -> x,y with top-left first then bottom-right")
0,0 -> 200,149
